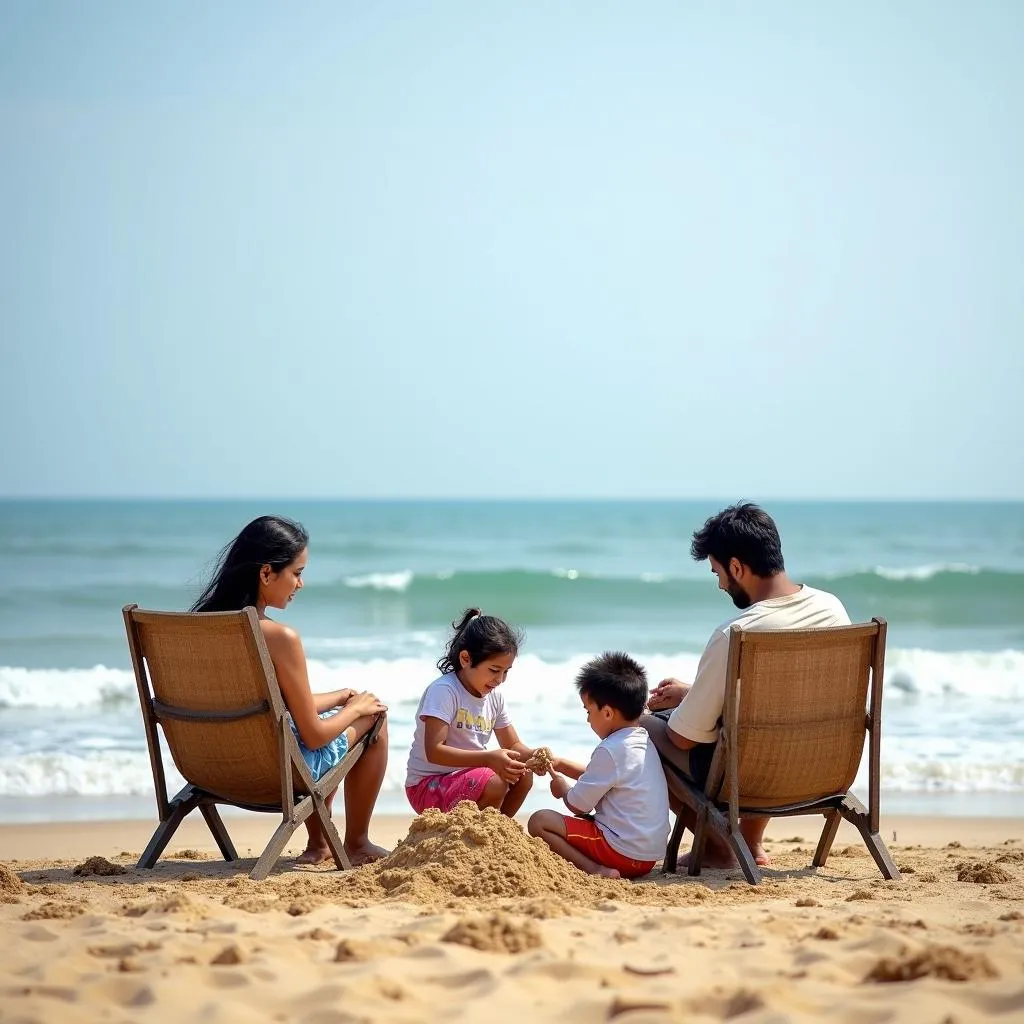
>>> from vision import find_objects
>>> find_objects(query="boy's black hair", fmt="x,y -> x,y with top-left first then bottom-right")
575,651 -> 648,720
690,502 -> 785,577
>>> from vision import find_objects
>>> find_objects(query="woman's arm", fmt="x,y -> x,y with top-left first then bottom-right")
263,622 -> 384,748
312,689 -> 356,714
423,717 -> 525,783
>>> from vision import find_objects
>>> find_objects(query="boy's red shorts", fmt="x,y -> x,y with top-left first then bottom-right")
562,816 -> 657,878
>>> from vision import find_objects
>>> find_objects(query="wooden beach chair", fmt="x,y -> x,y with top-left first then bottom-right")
657,618 -> 899,885
123,605 -> 383,880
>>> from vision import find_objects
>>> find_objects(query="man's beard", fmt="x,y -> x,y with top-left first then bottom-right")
726,572 -> 752,609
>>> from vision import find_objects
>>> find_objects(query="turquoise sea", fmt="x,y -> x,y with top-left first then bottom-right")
1,500 -> 1022,821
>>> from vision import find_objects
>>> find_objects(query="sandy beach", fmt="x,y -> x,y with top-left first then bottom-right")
1,807 -> 1022,1024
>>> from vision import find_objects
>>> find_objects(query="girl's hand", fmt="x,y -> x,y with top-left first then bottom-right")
488,748 -> 527,784
335,689 -> 357,707
522,747 -> 553,776
348,691 -> 388,717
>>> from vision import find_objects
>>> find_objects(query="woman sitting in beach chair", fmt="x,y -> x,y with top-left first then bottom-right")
192,515 -> 389,865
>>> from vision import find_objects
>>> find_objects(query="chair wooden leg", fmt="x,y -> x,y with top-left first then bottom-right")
249,795 -> 316,880
199,803 -> 238,862
137,786 -> 201,869
839,794 -> 900,881
663,812 -> 686,874
704,805 -> 761,885
314,793 -> 351,871
725,832 -> 761,885
251,816 -> 301,881
813,809 -> 842,868
687,807 -> 709,877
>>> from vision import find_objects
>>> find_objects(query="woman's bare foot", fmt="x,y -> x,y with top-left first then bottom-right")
588,864 -> 621,879
344,840 -> 390,866
295,843 -> 332,866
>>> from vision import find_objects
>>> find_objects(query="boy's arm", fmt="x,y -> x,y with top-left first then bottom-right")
553,748 -> 615,816
550,756 -> 587,780
548,772 -> 589,816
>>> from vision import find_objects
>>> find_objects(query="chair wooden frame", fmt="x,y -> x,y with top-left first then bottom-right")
123,604 -> 383,880
660,617 -> 899,885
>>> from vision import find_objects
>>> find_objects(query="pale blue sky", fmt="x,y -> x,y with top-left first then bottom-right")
1,2 -> 1021,499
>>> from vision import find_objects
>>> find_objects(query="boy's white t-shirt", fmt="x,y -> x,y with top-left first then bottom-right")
566,726 -> 670,862
405,672 -> 512,786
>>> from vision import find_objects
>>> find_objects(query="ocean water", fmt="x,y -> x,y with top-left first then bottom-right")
1,500 -> 1022,823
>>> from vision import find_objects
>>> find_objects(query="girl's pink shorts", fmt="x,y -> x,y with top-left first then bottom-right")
406,767 -> 496,814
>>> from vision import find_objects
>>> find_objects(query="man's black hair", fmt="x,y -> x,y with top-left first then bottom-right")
690,502 -> 785,577
575,651 -> 648,720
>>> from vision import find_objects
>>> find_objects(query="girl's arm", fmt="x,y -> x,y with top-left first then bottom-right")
423,718 -> 526,783
493,724 -> 533,760
263,623 -> 385,748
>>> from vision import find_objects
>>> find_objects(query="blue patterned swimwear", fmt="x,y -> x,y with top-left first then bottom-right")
289,710 -> 350,782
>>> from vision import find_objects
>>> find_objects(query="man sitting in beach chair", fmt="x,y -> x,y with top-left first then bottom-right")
644,502 -> 850,868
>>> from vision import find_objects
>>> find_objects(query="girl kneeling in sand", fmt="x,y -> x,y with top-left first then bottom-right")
405,609 -> 547,816
192,516 -> 389,866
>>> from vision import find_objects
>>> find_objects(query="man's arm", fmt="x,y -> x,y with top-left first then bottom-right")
666,724 -> 698,750
663,630 -> 730,747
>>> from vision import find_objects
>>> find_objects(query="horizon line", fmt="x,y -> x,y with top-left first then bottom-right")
1,495 -> 1022,504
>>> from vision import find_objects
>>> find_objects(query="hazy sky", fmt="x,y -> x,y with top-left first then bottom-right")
1,3 -> 1021,499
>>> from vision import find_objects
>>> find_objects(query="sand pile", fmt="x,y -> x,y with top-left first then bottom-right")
74,856 -> 127,877
22,901 -> 87,921
865,945 -> 999,983
0,864 -> 23,903
337,803 -> 715,910
956,861 -> 1013,884
442,911 -> 543,953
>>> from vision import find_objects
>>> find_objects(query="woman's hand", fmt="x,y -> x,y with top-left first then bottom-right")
346,691 -> 388,717
334,688 -> 357,707
487,748 -> 527,784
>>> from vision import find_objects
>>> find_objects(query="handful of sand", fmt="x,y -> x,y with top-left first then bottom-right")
522,747 -> 553,774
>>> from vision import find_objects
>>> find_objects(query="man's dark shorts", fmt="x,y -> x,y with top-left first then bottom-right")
640,710 -> 715,790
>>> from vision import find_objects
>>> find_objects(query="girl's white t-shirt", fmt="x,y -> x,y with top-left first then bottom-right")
405,672 -> 512,786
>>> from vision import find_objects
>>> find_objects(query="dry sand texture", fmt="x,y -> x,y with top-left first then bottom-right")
1,803 -> 1023,1024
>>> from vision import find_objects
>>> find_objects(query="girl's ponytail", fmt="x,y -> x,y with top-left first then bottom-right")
437,607 -> 522,674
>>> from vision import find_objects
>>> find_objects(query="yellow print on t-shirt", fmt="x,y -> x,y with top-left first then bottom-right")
454,707 -> 493,733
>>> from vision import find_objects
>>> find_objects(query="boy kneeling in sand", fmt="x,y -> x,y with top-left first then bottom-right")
528,653 -> 670,879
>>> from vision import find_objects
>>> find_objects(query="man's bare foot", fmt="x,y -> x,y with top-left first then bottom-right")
588,865 -> 621,879
680,845 -> 773,870
295,844 -> 332,866
344,840 -> 390,867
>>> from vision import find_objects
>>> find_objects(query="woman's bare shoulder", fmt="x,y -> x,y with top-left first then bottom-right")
259,617 -> 302,654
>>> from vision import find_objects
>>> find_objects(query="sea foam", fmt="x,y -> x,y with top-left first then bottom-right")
2,647 -> 1022,710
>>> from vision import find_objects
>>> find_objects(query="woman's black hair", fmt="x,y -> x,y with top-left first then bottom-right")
437,607 -> 523,675
191,515 -> 309,613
